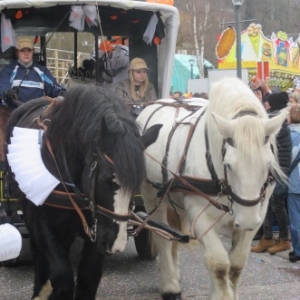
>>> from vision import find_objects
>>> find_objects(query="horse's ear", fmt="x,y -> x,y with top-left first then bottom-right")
211,112 -> 235,138
262,108 -> 289,136
100,117 -> 115,153
140,124 -> 163,149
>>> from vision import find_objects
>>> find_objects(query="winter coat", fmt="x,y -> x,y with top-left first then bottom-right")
288,124 -> 300,194
268,110 -> 292,175
0,60 -> 66,103
115,79 -> 157,106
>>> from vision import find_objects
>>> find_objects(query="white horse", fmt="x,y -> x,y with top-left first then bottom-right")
136,77 -> 288,300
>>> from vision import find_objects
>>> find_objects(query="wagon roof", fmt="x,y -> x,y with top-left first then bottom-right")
0,0 -> 177,17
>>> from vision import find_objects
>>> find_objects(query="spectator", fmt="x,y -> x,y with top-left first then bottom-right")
115,57 -> 157,118
251,76 -> 272,103
199,92 -> 208,99
94,36 -> 129,92
287,105 -> 300,262
173,91 -> 183,99
0,36 -> 65,107
251,92 -> 292,254
289,91 -> 300,106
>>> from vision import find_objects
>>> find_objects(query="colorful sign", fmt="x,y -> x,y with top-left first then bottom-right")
217,23 -> 300,90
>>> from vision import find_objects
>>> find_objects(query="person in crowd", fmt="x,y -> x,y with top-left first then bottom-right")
199,92 -> 209,99
251,92 -> 292,254
287,105 -> 300,262
289,91 -> 300,106
173,91 -> 183,99
251,76 -> 273,103
94,36 -> 129,93
193,92 -> 201,98
115,57 -> 157,118
0,36 -> 66,106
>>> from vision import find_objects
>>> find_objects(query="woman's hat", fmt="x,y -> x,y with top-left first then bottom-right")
129,58 -> 149,70
266,92 -> 288,111
16,36 -> 33,50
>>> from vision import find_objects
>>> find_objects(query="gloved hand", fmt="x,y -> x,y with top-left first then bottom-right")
5,89 -> 18,103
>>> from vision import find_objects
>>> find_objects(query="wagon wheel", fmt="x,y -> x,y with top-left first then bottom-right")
133,205 -> 157,260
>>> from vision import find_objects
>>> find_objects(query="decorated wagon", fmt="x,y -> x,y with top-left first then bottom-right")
0,0 -> 180,262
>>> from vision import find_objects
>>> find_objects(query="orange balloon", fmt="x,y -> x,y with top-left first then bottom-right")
153,36 -> 160,45
15,10 -> 23,19
146,0 -> 174,5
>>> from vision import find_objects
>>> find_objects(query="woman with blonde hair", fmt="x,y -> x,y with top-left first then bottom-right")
289,91 -> 300,106
115,57 -> 157,118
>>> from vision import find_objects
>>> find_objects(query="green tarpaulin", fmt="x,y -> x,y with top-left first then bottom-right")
171,54 -> 214,94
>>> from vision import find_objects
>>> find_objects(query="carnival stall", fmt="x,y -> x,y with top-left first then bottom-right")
216,24 -> 300,90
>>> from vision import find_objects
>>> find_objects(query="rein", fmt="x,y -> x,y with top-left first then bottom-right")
144,106 -> 274,215
36,118 -> 133,241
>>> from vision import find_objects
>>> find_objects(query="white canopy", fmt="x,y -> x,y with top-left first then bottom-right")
0,0 -> 179,98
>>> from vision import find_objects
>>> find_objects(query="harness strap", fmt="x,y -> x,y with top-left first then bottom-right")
204,125 -> 220,184
146,151 -> 230,212
45,138 -> 94,239
96,206 -> 132,222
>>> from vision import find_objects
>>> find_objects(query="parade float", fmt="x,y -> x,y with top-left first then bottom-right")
216,23 -> 300,90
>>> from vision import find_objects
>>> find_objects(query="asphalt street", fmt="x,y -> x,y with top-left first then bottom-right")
1,233 -> 300,300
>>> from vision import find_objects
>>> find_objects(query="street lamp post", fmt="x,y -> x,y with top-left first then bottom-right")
188,58 -> 195,79
232,0 -> 244,79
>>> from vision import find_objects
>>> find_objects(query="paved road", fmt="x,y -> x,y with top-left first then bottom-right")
1,234 -> 300,300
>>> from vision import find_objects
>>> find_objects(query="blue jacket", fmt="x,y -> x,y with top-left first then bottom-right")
288,124 -> 300,194
0,61 -> 66,103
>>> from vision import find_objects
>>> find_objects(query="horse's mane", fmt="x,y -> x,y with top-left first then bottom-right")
46,85 -> 145,193
206,77 -> 285,181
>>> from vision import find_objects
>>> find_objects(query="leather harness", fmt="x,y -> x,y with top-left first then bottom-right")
143,101 -> 274,214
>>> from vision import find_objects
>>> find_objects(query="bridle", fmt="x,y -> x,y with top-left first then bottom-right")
37,118 -> 133,242
205,110 -> 275,213
219,137 -> 274,214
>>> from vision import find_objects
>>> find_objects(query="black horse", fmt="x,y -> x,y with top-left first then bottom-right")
5,85 -> 161,300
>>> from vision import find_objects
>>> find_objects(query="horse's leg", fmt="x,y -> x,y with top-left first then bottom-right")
29,236 -> 50,298
228,230 -> 255,300
26,215 -> 75,299
142,185 -> 181,300
75,239 -> 105,300
185,197 -> 233,300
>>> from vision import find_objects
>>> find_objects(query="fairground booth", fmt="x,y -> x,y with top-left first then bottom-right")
216,23 -> 300,91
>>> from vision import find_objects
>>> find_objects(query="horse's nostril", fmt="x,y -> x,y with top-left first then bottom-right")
234,223 -> 240,228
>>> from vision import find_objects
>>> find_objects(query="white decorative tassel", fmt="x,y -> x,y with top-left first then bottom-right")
7,127 -> 60,206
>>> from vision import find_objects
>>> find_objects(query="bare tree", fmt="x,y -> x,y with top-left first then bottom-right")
184,0 -> 211,78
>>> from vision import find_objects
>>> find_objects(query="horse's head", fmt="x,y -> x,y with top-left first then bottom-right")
212,109 -> 288,230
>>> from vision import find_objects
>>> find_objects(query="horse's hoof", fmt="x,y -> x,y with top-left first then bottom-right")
162,293 -> 182,300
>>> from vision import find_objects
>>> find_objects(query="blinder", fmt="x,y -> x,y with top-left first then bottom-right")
221,132 -> 274,212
